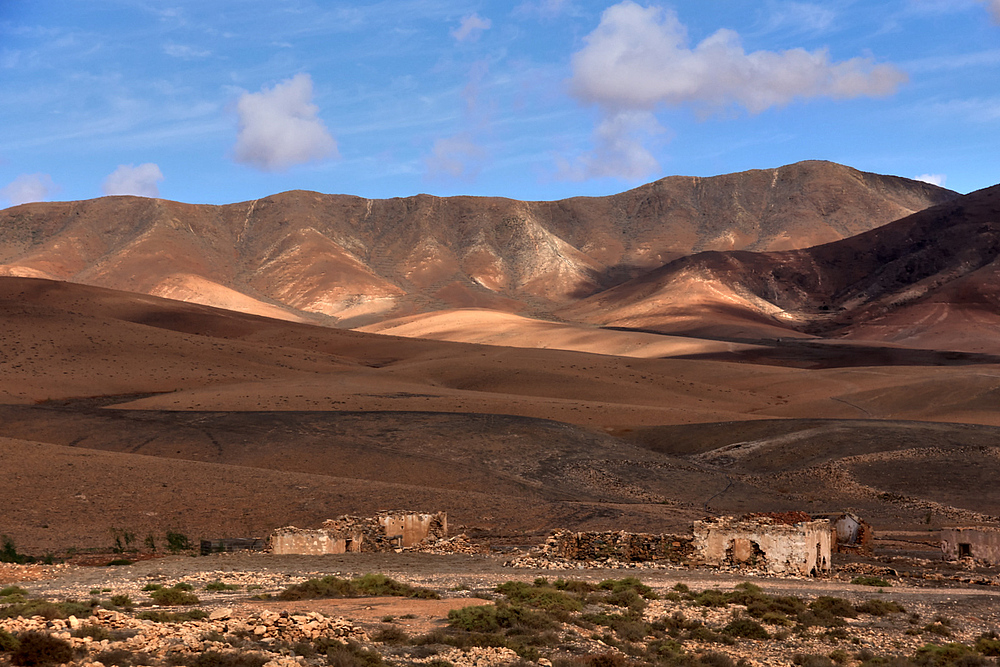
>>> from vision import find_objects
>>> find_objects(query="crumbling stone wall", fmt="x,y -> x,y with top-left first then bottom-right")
271,510 -> 446,555
941,526 -> 1000,562
270,526 -> 362,555
543,530 -> 695,563
693,513 -> 832,576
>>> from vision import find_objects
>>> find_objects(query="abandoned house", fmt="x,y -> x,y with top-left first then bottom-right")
270,510 -> 447,555
812,513 -> 875,555
941,526 -> 1000,562
692,512 -> 832,576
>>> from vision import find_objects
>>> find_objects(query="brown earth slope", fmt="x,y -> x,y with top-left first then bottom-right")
560,184 -> 1000,350
3,277 -> 1000,553
0,161 -> 953,326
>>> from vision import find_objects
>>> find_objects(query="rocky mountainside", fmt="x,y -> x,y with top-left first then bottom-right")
0,161 -> 953,326
560,184 -> 1000,351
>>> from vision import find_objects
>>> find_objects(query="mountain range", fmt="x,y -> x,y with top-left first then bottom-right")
5,159 -> 1000,555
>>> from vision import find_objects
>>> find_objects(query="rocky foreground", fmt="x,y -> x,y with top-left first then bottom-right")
3,553 -> 1000,667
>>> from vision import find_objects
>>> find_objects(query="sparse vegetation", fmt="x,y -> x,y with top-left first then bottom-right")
149,585 -> 200,606
10,632 -> 73,666
204,581 -> 241,592
166,532 -> 192,554
278,574 -> 439,601
852,576 -> 892,587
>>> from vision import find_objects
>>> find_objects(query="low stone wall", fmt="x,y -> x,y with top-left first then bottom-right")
543,529 -> 695,563
270,526 -> 362,555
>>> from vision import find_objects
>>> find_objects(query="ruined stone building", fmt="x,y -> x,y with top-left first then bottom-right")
813,513 -> 874,555
270,511 -> 447,555
693,513 -> 832,576
941,526 -> 1000,562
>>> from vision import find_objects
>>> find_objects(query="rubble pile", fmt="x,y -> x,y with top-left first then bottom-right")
402,534 -> 486,555
0,607 -> 366,659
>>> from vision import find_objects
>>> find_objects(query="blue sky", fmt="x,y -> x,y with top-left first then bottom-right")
1,0 -> 998,207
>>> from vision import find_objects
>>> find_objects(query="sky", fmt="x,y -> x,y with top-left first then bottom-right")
1,0 -> 999,208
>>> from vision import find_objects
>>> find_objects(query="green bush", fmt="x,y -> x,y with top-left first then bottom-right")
793,655 -> 836,667
369,624 -> 408,644
496,580 -> 583,612
166,532 -> 192,553
110,594 -> 133,608
150,586 -> 199,606
10,632 -> 73,666
913,643 -> 985,667
852,576 -> 891,587
810,597 -> 858,619
142,584 -> 163,592
279,574 -> 438,601
320,639 -> 384,667
0,586 -> 27,598
0,629 -> 20,652
856,599 -> 905,616
976,633 -> 1000,656
447,603 -> 556,633
0,599 -> 94,620
95,648 -> 153,666
204,581 -> 241,592
722,617 -> 770,640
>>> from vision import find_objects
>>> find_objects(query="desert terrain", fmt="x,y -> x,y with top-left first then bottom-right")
3,162 -> 1000,667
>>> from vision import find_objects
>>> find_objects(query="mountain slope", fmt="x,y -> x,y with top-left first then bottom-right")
559,184 -> 1000,351
0,161 -> 954,325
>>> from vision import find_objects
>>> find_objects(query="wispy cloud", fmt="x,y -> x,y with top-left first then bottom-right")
451,13 -> 491,42
163,43 -> 211,59
425,132 -> 487,180
1,173 -> 57,206
759,1 -> 838,36
232,73 -> 338,171
557,110 -> 664,181
102,163 -> 164,197
914,173 -> 947,186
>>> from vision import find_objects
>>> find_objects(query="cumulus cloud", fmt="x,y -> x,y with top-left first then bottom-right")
915,173 -> 947,187
558,111 -> 665,181
561,1 -> 907,180
452,13 -> 491,41
425,133 -> 487,180
102,163 -> 164,197
570,1 -> 907,114
233,73 -> 338,171
1,173 -> 56,206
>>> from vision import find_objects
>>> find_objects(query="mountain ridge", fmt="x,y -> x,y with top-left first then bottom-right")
0,160 -> 955,326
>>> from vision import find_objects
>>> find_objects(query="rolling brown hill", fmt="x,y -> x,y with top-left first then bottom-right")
0,161 -> 953,326
559,184 -> 1000,351
3,276 -> 1000,554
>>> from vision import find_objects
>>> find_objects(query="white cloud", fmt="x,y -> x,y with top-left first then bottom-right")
425,133 -> 487,180
163,43 -> 211,59
1,173 -> 56,206
762,2 -> 837,35
232,73 -> 338,172
515,0 -> 572,18
102,163 -> 164,197
914,173 -> 947,187
558,111 -> 664,181
569,1 -> 907,114
452,13 -> 491,42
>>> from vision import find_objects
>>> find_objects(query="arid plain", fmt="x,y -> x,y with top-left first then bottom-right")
2,161 -> 1000,557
